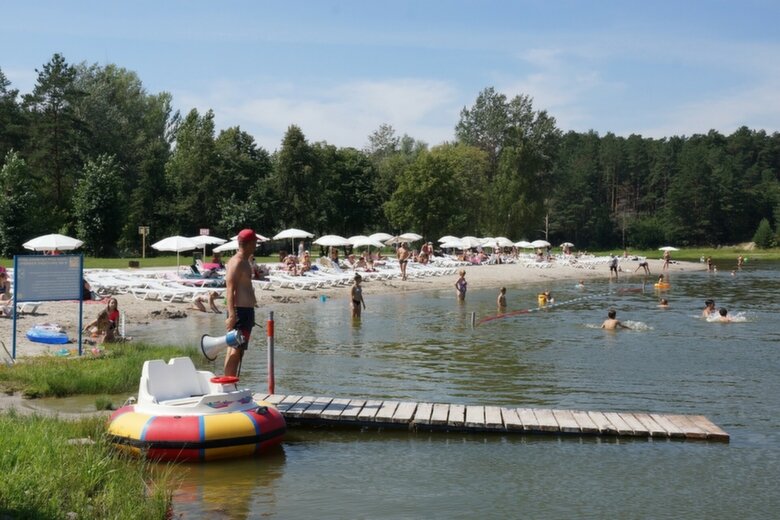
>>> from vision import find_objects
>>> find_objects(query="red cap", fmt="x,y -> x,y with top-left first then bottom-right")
237,229 -> 257,243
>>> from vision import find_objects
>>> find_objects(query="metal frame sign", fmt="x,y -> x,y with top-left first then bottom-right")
11,255 -> 84,358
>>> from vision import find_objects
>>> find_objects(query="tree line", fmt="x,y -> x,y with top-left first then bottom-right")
1,53 -> 779,258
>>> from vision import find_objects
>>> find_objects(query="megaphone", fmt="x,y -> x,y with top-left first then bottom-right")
201,329 -> 245,361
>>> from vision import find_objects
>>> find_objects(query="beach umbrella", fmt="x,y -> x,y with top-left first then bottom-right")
351,237 -> 385,249
151,235 -> 199,268
348,235 -> 369,244
273,228 -> 314,253
459,236 -> 484,249
189,235 -> 227,258
658,246 -> 679,251
399,232 -> 423,242
531,239 -> 551,248
23,233 -> 84,252
384,236 -> 404,245
368,232 -> 393,242
515,240 -> 534,248
495,237 -> 515,248
560,242 -> 575,248
440,239 -> 464,249
230,232 -> 270,242
313,235 -> 352,247
438,235 -> 459,243
213,240 -> 238,253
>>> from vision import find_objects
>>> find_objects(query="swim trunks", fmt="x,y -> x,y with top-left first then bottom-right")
231,307 -> 255,350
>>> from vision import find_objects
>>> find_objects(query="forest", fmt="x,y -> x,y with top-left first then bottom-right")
1,53 -> 779,258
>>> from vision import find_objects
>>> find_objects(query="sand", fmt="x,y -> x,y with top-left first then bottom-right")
1,258 -> 700,361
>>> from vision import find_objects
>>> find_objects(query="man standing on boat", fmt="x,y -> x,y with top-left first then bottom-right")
224,228 -> 258,377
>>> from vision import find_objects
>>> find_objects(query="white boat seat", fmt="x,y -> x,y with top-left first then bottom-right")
142,357 -> 206,403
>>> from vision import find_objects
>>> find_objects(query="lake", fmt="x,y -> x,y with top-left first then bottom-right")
142,261 -> 779,519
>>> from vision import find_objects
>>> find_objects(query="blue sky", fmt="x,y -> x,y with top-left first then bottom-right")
2,1 -> 779,152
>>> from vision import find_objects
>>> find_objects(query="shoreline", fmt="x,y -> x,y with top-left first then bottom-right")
1,258 -> 701,360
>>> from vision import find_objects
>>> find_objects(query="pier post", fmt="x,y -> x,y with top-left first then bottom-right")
267,311 -> 275,394
471,311 -> 476,329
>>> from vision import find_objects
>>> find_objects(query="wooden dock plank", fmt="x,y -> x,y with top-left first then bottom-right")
465,406 -> 485,428
484,406 -> 504,430
586,411 -> 618,434
339,399 -> 366,420
649,413 -> 687,439
391,402 -> 418,423
571,411 -> 600,434
664,415 -> 709,439
531,409 -> 560,432
274,395 -> 302,413
412,402 -> 434,425
357,400 -> 383,421
688,415 -> 730,442
552,409 -> 580,433
515,408 -> 538,431
617,413 -> 650,437
430,403 -> 450,426
501,408 -> 523,431
284,396 -> 315,417
320,398 -> 352,419
602,412 -> 635,435
259,394 -> 284,404
374,401 -> 399,422
301,397 -> 333,419
448,404 -> 466,427
632,413 -> 670,438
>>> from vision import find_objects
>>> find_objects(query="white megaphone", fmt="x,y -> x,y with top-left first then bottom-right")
201,329 -> 245,361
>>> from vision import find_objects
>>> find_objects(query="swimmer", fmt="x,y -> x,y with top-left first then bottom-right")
601,309 -> 630,330
497,287 -> 506,309
455,270 -> 467,301
190,291 -> 221,313
658,298 -> 669,309
657,274 -> 665,285
576,279 -> 585,289
716,307 -> 731,323
702,299 -> 716,318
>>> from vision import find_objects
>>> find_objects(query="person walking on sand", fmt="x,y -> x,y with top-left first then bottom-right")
497,287 -> 507,310
224,229 -> 258,377
350,274 -> 366,319
397,242 -> 410,281
455,269 -> 467,301
663,250 -> 671,270
601,308 -> 631,330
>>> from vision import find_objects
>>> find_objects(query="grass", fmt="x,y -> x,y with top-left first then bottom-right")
0,343 -> 202,399
0,411 -> 175,519
595,246 -> 780,263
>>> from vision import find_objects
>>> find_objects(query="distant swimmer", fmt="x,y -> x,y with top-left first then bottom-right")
601,309 -> 631,330
497,287 -> 507,309
702,299 -> 716,318
658,298 -> 669,309
455,269 -> 467,301
577,279 -> 585,289
716,307 -> 732,323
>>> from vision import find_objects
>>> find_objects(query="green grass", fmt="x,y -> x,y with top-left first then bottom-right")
0,412 -> 175,519
595,247 -> 780,263
0,343 -> 202,399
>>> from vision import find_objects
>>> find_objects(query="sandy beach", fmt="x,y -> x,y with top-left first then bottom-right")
1,258 -> 700,360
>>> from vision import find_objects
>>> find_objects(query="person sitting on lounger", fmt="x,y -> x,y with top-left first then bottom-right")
0,270 -> 11,317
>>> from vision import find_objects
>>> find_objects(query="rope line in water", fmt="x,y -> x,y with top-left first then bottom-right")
477,286 -> 647,326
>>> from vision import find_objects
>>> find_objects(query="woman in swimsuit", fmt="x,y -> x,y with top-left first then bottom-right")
397,243 -> 410,281
455,269 -> 467,301
351,274 -> 365,318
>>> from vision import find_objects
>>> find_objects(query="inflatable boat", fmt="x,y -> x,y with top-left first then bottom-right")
107,357 -> 285,462
26,323 -> 69,344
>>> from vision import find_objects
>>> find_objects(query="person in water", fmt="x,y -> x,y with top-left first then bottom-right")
601,308 -> 631,330
497,287 -> 507,309
635,260 -> 650,275
224,228 -> 258,377
350,274 -> 365,318
190,291 -> 221,313
702,299 -> 716,318
716,307 -> 732,323
658,298 -> 669,309
455,269 -> 467,301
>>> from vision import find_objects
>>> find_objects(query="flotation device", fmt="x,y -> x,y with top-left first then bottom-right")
26,324 -> 69,344
537,293 -> 547,305
107,357 -> 285,462
654,282 -> 670,289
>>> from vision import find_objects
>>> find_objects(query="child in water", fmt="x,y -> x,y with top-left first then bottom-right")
455,270 -> 467,301
497,287 -> 506,309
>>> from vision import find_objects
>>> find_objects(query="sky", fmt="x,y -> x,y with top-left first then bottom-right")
2,0 -> 780,152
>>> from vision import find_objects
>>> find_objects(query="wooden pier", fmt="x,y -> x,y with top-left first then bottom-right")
254,394 -> 730,442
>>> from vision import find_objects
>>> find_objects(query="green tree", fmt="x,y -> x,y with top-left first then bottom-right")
0,69 -> 27,163
0,151 -> 37,256
72,155 -> 125,256
22,53 -> 87,228
752,218 -> 774,248
272,125 -> 318,229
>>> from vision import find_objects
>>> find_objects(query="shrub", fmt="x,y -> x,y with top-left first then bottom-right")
752,218 -> 775,249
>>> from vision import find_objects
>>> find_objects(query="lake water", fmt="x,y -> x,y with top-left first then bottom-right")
140,262 -> 779,519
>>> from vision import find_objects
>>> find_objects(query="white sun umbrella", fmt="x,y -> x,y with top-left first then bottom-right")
440,239 -> 464,250
348,235 -> 369,244
658,246 -> 679,251
213,240 -> 239,253
368,232 -> 393,242
189,235 -> 227,258
351,237 -> 385,249
23,233 -> 84,252
384,236 -> 404,246
399,232 -> 423,242
560,242 -> 575,248
273,228 -> 314,254
481,237 -> 497,248
313,235 -> 351,247
495,237 -> 515,248
459,236 -> 485,249
438,235 -> 459,243
531,239 -> 551,248
515,240 -> 534,248
151,235 -> 199,268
